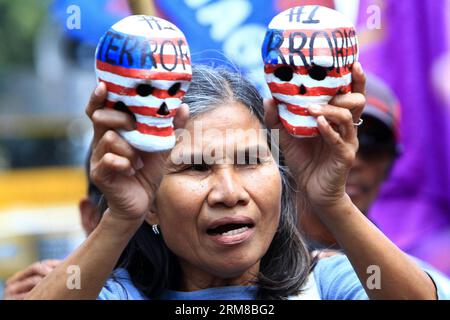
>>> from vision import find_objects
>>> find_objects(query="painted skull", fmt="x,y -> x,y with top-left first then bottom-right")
262,5 -> 359,137
95,15 -> 192,152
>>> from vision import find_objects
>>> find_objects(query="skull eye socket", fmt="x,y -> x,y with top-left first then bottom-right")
308,65 -> 328,81
136,84 -> 154,97
168,82 -> 181,96
113,101 -> 136,122
274,66 -> 294,82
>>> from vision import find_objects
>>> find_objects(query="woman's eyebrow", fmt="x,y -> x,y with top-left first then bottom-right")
170,143 -> 271,166
170,150 -> 205,166
234,144 -> 270,164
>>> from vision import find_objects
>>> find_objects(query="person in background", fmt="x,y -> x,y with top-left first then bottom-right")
2,151 -> 102,300
300,74 -> 450,277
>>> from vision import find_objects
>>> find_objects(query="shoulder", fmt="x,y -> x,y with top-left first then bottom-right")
98,268 -> 148,300
312,253 -> 450,300
410,257 -> 450,300
313,254 -> 369,300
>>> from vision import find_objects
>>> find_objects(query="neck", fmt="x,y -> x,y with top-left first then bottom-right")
178,260 -> 260,291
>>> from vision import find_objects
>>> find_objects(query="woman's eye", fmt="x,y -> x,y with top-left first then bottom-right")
188,163 -> 210,172
238,155 -> 262,166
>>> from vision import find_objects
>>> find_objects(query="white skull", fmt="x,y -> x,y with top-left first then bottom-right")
95,15 -> 192,152
262,5 -> 359,137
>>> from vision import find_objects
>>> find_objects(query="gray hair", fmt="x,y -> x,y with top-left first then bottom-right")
183,65 -> 312,299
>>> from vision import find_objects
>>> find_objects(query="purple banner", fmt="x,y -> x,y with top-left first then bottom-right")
357,0 -> 450,274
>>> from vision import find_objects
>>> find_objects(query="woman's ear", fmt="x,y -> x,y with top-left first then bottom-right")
144,211 -> 159,226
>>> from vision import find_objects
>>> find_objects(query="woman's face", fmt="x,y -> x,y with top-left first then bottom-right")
152,102 -> 282,288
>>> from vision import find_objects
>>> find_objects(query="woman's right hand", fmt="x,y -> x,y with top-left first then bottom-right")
86,82 -> 189,223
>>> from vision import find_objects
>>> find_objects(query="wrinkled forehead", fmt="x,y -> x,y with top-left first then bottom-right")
172,105 -> 270,159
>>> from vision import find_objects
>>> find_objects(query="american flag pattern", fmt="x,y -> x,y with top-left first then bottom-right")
262,6 -> 359,137
95,15 -> 192,152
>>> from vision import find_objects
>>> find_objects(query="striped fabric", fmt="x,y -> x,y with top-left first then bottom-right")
95,15 -> 192,152
262,5 -> 359,137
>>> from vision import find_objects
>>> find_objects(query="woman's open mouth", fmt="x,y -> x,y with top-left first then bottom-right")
206,218 -> 255,246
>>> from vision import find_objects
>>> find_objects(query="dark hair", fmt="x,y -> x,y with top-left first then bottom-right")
109,65 -> 312,300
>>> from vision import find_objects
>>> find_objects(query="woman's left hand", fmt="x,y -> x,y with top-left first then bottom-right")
264,62 -> 366,214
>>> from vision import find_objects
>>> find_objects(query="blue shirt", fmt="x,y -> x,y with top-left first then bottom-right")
98,254 -> 450,300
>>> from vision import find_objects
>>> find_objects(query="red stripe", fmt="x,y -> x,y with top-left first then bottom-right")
366,96 -> 389,113
269,82 -> 351,96
98,54 -> 190,66
282,28 -> 356,38
273,99 -> 310,116
279,117 -> 319,136
279,45 -> 358,57
96,60 -> 192,81
105,100 -> 178,118
136,122 -> 173,137
264,64 -> 352,77
98,54 -> 191,67
100,78 -> 186,99
129,106 -> 177,118
285,104 -> 309,116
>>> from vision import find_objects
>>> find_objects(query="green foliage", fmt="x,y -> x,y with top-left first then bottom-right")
0,0 -> 50,68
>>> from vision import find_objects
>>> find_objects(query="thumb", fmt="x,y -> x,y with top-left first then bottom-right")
173,103 -> 190,129
263,98 -> 281,129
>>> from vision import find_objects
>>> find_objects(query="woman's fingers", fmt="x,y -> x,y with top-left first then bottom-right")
93,130 -> 143,171
91,108 -> 136,145
86,82 -> 136,146
328,92 -> 365,123
6,261 -> 55,285
263,98 -> 281,130
316,116 -> 355,167
86,82 -> 107,119
173,103 -> 190,129
6,275 -> 43,296
351,62 -> 366,96
91,152 -> 136,187
317,115 -> 343,147
308,104 -> 356,142
328,62 -> 366,122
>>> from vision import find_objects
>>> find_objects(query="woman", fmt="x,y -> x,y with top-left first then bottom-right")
27,64 -> 444,299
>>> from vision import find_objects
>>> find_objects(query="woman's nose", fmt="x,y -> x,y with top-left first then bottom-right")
207,167 -> 250,208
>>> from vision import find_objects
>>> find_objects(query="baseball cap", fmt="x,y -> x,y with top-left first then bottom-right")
358,74 -> 402,157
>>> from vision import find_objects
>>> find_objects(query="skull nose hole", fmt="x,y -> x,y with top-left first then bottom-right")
113,101 -> 136,122
136,83 -> 154,97
308,65 -> 328,81
299,84 -> 307,95
168,82 -> 181,96
157,102 -> 170,116
274,66 -> 294,82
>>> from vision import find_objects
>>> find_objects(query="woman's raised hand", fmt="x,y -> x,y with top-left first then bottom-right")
264,62 -> 366,213
86,82 -> 189,223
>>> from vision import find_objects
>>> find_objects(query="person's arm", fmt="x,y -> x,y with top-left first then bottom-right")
25,83 -> 146,299
265,62 -> 436,299
25,211 -> 140,299
312,195 -> 437,299
26,82 -> 189,300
